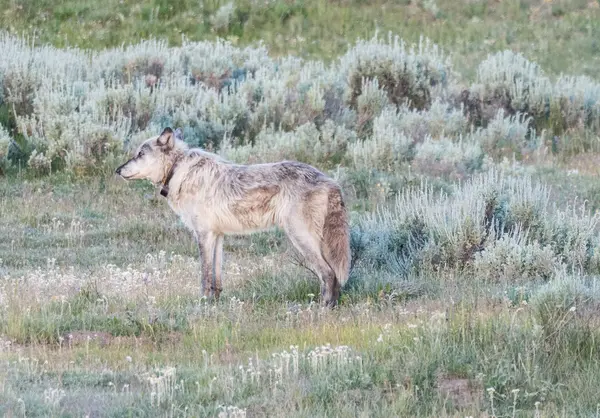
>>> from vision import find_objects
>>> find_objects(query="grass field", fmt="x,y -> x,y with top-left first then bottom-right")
2,169 -> 600,417
2,0 -> 600,416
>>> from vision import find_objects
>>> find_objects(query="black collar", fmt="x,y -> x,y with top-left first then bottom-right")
160,161 -> 179,198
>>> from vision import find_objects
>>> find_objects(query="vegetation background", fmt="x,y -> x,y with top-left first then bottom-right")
2,0 -> 600,416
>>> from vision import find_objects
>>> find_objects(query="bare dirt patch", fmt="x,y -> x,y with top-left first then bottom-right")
63,331 -> 115,348
437,375 -> 482,410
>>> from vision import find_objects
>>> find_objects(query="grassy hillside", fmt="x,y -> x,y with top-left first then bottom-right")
1,0 -> 600,78
2,0 -> 600,416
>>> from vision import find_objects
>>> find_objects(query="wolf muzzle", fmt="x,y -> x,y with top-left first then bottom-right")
115,163 -> 127,176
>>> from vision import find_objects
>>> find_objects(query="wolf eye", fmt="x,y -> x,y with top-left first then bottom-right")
137,150 -> 144,158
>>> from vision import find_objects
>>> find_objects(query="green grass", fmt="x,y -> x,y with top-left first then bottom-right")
2,284 -> 599,416
2,171 -> 600,416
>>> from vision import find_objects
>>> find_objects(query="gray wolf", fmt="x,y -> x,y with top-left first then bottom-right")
115,127 -> 351,307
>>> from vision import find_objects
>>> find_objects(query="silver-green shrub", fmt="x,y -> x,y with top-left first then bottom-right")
211,2 -> 237,33
397,98 -> 469,143
348,106 -> 413,172
553,75 -> 600,130
472,228 -> 557,283
349,101 -> 473,173
411,135 -> 485,180
531,273 -> 600,342
0,124 -> 10,160
339,32 -> 451,110
473,108 -> 534,157
222,119 -> 356,169
356,168 -> 600,278
476,50 -> 548,112
465,49 -> 600,137
0,124 -> 11,172
1,31 -> 598,175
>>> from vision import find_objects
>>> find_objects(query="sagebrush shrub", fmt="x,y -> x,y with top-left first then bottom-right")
355,78 -> 390,137
27,149 -> 52,174
0,124 -> 10,161
462,49 -> 600,139
397,98 -> 469,143
472,228 -> 557,283
348,108 -> 413,172
0,33 -> 280,169
476,50 -> 546,108
339,32 -> 450,111
356,168 -> 600,277
474,108 -> 534,158
222,119 -> 355,169
15,78 -> 130,171
348,100 -> 476,177
211,2 -> 237,33
0,31 -> 597,175
1,67 -> 39,119
90,39 -> 171,86
551,75 -> 600,132
459,50 -> 550,126
539,205 -> 600,273
531,273 -> 600,344
182,38 -> 271,91
96,82 -> 156,131
411,136 -> 484,180
354,213 -> 429,275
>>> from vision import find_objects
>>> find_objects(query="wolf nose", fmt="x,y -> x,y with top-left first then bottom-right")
115,167 -> 122,175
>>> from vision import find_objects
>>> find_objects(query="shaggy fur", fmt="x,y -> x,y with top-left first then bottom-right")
116,127 -> 351,306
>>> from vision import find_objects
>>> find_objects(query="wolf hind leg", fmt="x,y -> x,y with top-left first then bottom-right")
283,218 -> 339,307
196,231 -> 219,300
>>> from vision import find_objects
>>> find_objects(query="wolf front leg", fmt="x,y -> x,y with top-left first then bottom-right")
196,231 -> 219,299
213,234 -> 224,300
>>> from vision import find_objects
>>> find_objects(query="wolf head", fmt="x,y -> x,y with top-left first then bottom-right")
115,127 -> 184,184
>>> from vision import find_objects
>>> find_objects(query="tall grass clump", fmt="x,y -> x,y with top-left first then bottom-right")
529,273 -> 600,377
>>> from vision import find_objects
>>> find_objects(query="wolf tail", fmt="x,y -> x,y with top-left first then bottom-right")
321,187 -> 351,288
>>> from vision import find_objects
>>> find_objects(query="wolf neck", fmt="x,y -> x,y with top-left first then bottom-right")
160,152 -> 185,198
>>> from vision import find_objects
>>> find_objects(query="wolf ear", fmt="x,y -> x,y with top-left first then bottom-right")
174,128 -> 183,141
157,127 -> 174,149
